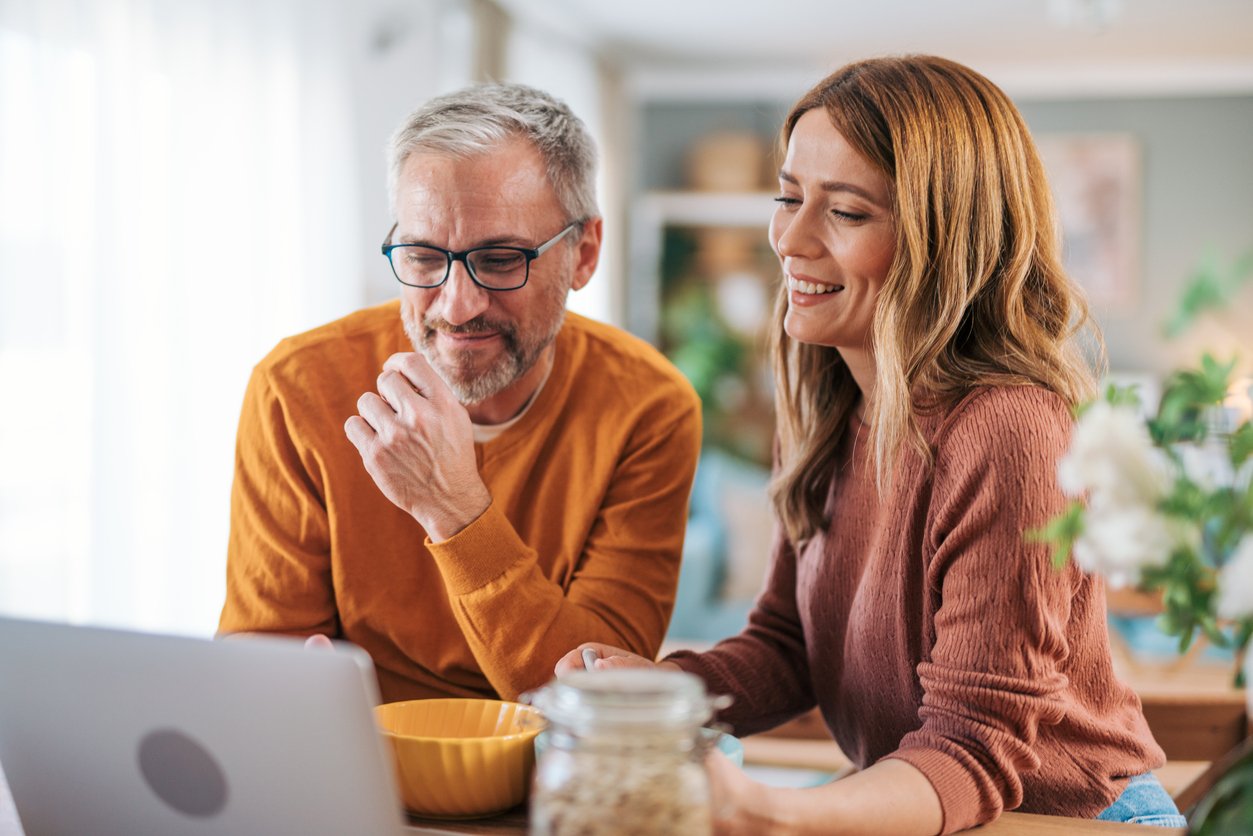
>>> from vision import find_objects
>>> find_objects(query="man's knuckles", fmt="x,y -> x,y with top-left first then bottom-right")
385,352 -> 430,380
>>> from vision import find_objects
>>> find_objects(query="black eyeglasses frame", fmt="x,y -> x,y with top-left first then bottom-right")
380,221 -> 580,291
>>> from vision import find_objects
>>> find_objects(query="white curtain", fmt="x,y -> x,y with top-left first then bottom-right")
0,0 -> 363,636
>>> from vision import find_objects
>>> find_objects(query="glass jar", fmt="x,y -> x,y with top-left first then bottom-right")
525,668 -> 729,836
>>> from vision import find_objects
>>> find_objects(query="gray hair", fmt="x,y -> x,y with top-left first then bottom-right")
387,82 -> 599,224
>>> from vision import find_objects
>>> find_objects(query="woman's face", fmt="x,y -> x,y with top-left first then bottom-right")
769,108 -> 896,352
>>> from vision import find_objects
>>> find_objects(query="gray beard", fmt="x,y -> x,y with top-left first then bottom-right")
402,308 -> 565,405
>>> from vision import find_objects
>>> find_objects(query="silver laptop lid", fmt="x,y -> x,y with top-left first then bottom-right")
0,617 -> 405,836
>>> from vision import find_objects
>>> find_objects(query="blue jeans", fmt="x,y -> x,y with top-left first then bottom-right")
1097,772 -> 1188,827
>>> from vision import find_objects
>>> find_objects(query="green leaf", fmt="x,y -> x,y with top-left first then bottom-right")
1150,355 -> 1238,444
1102,383 -> 1143,409
1231,422 -> 1253,467
1189,744 -> 1253,835
1164,248 -> 1253,338
1200,354 -> 1238,398
1025,501 -> 1085,570
1208,486 -> 1253,560
1198,612 -> 1230,647
1158,475 -> 1208,519
1164,257 -> 1225,338
1173,627 -> 1197,655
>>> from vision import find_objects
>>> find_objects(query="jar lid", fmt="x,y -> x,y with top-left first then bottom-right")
526,669 -> 728,732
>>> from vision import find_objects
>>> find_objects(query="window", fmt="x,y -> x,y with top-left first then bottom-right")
0,0 -> 362,635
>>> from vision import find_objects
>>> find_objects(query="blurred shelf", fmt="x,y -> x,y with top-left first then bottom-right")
635,190 -> 776,228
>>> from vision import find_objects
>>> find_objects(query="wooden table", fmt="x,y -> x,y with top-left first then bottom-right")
403,807 -> 1185,834
0,760 -> 1183,836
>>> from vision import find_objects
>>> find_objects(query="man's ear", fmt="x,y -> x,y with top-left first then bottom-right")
569,217 -> 603,291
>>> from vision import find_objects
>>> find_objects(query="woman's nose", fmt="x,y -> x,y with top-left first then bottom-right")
772,207 -> 824,260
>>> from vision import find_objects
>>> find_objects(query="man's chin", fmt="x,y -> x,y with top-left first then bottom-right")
426,356 -> 517,405
426,350 -> 497,384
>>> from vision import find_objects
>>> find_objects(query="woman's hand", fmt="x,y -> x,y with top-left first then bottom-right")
708,750 -> 781,835
553,642 -> 684,675
708,757 -> 944,836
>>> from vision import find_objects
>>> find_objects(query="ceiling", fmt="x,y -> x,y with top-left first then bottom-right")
496,0 -> 1253,99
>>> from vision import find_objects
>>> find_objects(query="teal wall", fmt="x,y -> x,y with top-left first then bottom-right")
1018,96 -> 1253,376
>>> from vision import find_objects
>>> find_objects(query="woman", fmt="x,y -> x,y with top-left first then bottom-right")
557,56 -> 1184,834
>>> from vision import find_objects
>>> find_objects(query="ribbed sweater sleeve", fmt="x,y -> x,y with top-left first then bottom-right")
883,388 -> 1080,833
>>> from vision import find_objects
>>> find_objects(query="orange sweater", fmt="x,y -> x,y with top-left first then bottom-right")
220,302 -> 701,702
668,386 -> 1164,833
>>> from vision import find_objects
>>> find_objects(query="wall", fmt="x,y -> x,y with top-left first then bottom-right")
1018,95 -> 1253,376
346,0 -> 476,308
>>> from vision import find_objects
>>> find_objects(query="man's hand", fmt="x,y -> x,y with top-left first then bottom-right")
345,352 -> 491,541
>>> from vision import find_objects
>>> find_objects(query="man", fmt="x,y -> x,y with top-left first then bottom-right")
219,83 -> 701,702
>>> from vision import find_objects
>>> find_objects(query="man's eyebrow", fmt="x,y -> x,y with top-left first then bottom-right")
395,233 -> 531,248
472,235 -> 532,248
778,170 -> 881,203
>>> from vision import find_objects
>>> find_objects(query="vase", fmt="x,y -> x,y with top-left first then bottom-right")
1186,646 -> 1253,835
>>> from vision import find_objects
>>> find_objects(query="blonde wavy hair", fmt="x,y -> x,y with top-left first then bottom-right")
769,55 -> 1105,545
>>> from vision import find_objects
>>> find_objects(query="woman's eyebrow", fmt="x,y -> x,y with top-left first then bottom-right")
778,169 -> 880,202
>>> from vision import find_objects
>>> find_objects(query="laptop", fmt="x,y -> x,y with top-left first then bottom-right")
0,616 -> 407,836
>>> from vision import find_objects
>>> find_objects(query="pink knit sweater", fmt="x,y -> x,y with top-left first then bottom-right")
667,386 -> 1164,834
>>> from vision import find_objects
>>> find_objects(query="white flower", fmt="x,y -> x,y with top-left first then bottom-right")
1058,401 -> 1173,507
1217,535 -> 1253,620
1071,503 -> 1175,588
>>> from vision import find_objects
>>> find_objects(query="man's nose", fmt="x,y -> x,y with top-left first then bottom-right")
438,261 -> 492,326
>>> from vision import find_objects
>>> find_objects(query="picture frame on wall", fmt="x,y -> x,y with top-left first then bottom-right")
1036,133 -> 1142,306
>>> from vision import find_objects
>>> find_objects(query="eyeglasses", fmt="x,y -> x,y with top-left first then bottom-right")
381,222 -> 579,291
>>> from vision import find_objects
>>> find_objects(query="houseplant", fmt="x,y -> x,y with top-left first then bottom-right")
1033,357 -> 1253,834
1032,252 -> 1253,834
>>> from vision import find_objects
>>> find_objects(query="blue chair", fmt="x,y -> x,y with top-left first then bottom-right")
668,449 -> 771,642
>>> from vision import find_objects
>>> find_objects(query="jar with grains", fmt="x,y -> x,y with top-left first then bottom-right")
525,668 -> 731,836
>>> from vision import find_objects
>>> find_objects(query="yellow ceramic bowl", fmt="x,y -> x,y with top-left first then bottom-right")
374,698 -> 542,819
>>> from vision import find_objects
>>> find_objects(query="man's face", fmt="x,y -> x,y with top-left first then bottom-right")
393,138 -> 587,405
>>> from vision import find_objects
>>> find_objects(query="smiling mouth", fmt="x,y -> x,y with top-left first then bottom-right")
427,330 -> 504,357
441,331 -> 497,340
786,276 -> 844,295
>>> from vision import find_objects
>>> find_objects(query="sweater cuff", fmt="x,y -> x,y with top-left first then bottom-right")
425,501 -> 532,596
882,748 -> 985,835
